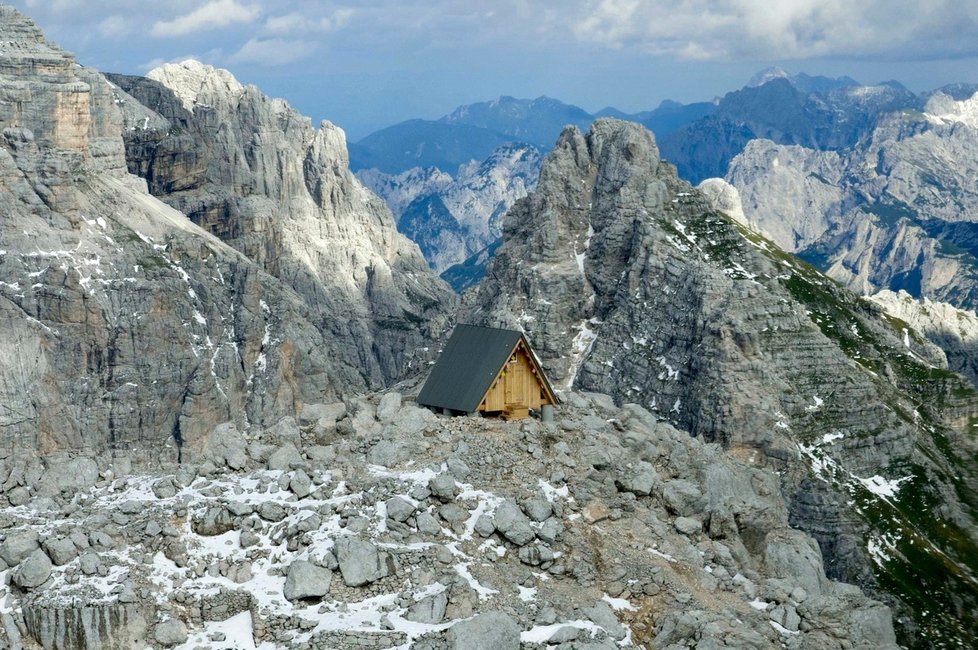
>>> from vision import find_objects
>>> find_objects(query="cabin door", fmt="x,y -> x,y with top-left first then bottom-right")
504,352 -> 524,405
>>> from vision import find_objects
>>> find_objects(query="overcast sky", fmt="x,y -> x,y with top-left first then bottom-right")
10,0 -> 978,139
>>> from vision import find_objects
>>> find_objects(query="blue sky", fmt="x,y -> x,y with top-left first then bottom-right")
10,0 -> 978,139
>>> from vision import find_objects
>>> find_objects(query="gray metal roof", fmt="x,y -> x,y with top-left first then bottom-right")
417,324 -> 555,413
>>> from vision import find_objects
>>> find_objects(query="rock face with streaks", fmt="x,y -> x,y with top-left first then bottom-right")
471,118 -> 978,646
0,8 -> 445,460
108,60 -> 455,386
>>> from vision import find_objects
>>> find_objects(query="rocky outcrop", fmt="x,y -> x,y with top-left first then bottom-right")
0,391 -> 901,650
869,289 -> 978,387
472,118 -> 978,646
108,60 -> 456,386
359,143 -> 542,273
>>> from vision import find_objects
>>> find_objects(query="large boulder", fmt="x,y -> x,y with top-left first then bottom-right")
13,549 -> 52,589
376,392 -> 402,422
405,590 -> 448,624
153,619 -> 188,647
283,560 -> 332,601
493,501 -> 535,546
335,537 -> 392,587
0,529 -> 40,566
764,529 -> 829,596
447,611 -> 520,650
267,442 -> 302,471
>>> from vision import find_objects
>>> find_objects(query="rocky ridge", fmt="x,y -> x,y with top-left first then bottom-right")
108,60 -> 455,387
0,390 -> 898,649
471,118 -> 978,646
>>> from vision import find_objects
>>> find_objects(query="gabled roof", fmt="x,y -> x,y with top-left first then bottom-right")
417,324 -> 557,413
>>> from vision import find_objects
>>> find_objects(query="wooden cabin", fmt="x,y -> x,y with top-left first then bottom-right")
417,324 -> 558,420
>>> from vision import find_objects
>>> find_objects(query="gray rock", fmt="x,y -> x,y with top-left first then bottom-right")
290,470 -> 312,498
206,422 -> 249,470
377,392 -> 402,422
438,503 -> 470,525
283,560 -> 332,601
447,611 -> 520,650
416,512 -> 442,535
258,502 -> 287,522
152,478 -> 178,499
537,517 -> 564,544
300,403 -> 346,427
13,549 -> 52,588
493,500 -> 535,546
522,497 -> 553,522
674,516 -> 702,536
7,486 -> 30,506
78,551 -> 102,576
41,538 -> 77,566
446,456 -> 471,479
386,496 -> 417,523
474,514 -> 496,538
661,480 -> 705,517
764,530 -> 828,596
428,473 -> 458,502
367,440 -> 409,468
582,601 -> 627,641
518,544 -> 555,566
193,506 -> 234,536
153,619 -> 188,647
0,529 -> 39,566
386,404 -> 438,436
405,590 -> 448,624
267,443 -> 302,471
548,626 -> 581,643
335,537 -> 392,587
617,461 -> 658,496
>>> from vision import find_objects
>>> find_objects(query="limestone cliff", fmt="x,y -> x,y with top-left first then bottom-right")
108,61 -> 456,386
472,118 -> 978,647
0,8 -> 418,460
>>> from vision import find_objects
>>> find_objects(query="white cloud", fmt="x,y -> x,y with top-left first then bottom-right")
569,0 -> 978,61
97,15 -> 127,37
265,8 -> 354,35
151,0 -> 260,38
227,37 -> 317,66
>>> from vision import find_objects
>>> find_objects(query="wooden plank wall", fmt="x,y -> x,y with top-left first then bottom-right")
480,343 -> 547,412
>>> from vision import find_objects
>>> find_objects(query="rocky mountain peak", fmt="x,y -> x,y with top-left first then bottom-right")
146,59 -> 245,114
474,117 -> 978,644
748,66 -> 790,87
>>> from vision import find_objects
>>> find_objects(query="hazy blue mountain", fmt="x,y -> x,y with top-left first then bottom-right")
442,95 -> 593,148
748,66 -> 859,94
349,119 -> 515,174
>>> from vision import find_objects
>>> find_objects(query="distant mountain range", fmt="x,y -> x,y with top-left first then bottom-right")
349,95 -> 714,176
